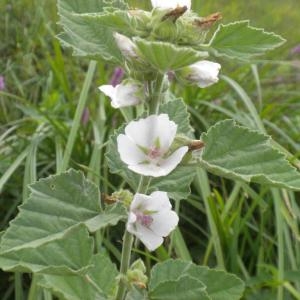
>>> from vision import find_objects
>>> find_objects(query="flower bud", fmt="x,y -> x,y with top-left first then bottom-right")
177,60 -> 221,88
113,32 -> 139,60
127,259 -> 148,289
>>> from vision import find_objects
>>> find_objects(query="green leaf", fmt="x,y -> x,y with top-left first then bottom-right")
57,0 -> 124,62
106,100 -> 195,200
149,260 -> 245,300
199,120 -> 300,190
159,99 -> 194,138
0,169 -> 126,253
135,38 -> 208,71
78,9 -> 151,37
0,225 -> 93,275
150,275 -> 210,300
187,266 -> 245,300
39,253 -> 118,300
209,20 -> 286,60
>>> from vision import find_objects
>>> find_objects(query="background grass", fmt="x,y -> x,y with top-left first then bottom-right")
1,0 -> 300,299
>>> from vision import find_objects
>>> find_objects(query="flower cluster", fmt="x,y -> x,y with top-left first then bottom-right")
97,0 -> 219,251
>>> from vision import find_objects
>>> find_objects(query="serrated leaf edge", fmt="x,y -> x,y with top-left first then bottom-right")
199,119 -> 300,190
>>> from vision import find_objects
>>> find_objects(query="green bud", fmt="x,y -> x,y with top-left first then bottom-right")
126,259 -> 148,289
149,8 -> 180,42
111,189 -> 133,207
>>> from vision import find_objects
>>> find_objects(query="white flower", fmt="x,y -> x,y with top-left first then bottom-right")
99,81 -> 141,108
151,0 -> 191,10
184,60 -> 221,88
117,114 -> 188,177
127,191 -> 179,251
114,32 -> 138,59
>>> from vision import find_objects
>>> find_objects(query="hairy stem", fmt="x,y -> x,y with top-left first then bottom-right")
148,73 -> 166,115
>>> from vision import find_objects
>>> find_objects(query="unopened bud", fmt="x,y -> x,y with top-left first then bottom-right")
114,32 -> 139,60
177,60 -> 221,88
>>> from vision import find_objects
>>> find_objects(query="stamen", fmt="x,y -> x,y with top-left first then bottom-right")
148,146 -> 161,159
135,212 -> 153,227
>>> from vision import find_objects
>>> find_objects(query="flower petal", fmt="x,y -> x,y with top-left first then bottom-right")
99,85 -> 116,99
146,191 -> 171,211
130,223 -> 164,251
159,146 -> 188,174
124,114 -> 175,149
188,60 -> 221,88
150,210 -> 179,236
128,212 -> 137,224
117,134 -> 147,165
114,32 -> 138,59
128,163 -> 173,177
130,193 -> 152,211
115,83 -> 141,107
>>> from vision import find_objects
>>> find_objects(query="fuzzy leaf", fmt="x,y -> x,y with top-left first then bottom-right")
135,38 -> 208,71
57,0 -> 125,62
160,99 -> 194,138
150,275 -> 209,300
209,21 -> 286,60
149,260 -> 245,300
39,253 -> 118,299
0,225 -> 93,275
77,9 -> 150,37
199,120 -> 300,190
0,170 -> 126,254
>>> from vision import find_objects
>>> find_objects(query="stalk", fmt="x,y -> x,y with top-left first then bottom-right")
59,60 -> 97,173
148,73 -> 166,115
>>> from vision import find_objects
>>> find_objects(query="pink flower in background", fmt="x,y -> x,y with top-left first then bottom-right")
0,76 -> 5,90
290,44 -> 300,55
117,114 -> 188,177
81,107 -> 90,126
110,67 -> 124,87
127,191 -> 179,251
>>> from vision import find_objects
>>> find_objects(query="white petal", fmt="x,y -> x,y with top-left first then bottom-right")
99,85 -> 116,99
128,212 -> 137,224
115,83 -> 141,108
189,60 -> 221,88
117,134 -> 147,165
151,0 -> 191,9
147,191 -> 171,211
128,163 -> 173,177
125,114 -> 176,150
132,223 -> 164,251
150,210 -> 179,236
130,193 -> 152,211
114,32 -> 138,59
159,146 -> 188,174
154,115 -> 177,153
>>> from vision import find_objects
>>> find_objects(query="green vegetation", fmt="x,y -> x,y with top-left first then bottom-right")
1,0 -> 299,299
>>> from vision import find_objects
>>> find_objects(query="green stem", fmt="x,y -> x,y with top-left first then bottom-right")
196,168 -> 225,268
149,73 -> 165,115
59,60 -> 97,173
273,189 -> 284,300
115,231 -> 134,300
